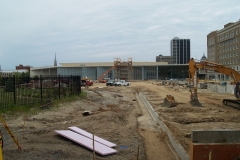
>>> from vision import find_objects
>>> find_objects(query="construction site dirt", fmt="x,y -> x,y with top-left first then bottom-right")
1,81 -> 240,160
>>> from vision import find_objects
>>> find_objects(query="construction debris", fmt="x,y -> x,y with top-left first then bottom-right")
82,111 -> 92,116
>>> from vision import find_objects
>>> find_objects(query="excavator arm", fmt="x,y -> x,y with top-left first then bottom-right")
189,58 -> 240,107
189,58 -> 240,84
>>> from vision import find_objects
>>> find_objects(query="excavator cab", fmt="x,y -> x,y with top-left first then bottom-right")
234,82 -> 240,98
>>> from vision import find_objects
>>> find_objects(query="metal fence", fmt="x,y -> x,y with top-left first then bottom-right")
0,75 -> 81,112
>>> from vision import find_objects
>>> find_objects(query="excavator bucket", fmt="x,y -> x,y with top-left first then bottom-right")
190,89 -> 202,107
190,98 -> 202,107
162,95 -> 177,107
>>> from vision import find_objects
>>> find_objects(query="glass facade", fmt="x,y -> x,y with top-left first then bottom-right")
133,67 -> 142,80
58,67 -> 82,76
33,64 -> 189,81
145,66 -> 157,80
158,65 -> 189,80
171,38 -> 190,64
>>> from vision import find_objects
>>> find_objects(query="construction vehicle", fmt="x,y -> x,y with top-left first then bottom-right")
97,66 -> 115,83
189,58 -> 240,108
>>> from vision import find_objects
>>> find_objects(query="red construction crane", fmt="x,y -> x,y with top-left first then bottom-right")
97,66 -> 115,83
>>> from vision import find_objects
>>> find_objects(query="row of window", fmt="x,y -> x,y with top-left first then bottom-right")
218,28 -> 239,42
219,37 -> 238,47
219,44 -> 239,53
219,59 -> 239,65
219,51 -> 239,59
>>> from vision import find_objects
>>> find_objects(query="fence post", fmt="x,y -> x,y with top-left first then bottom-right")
40,75 -> 43,103
79,76 -> 81,95
71,75 -> 73,95
58,75 -> 60,99
13,75 -> 16,104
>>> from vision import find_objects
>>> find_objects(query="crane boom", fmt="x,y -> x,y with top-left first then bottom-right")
189,58 -> 240,84
97,66 -> 115,83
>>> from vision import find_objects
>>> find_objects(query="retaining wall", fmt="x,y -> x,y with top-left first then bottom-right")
207,84 -> 235,94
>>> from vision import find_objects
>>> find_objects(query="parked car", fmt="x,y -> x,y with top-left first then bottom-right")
106,79 -> 115,86
114,80 -> 131,86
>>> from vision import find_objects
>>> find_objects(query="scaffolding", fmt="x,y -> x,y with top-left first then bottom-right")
114,57 -> 132,81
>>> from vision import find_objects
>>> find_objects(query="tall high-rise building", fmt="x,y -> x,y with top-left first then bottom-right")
207,19 -> 240,71
170,37 -> 190,64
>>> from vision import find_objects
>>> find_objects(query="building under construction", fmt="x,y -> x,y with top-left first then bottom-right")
114,57 -> 132,81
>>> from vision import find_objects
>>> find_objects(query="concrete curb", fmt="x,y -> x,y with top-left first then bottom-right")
139,92 -> 189,160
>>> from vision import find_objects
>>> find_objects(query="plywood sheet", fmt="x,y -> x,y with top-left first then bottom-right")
69,126 -> 116,148
55,130 -> 117,156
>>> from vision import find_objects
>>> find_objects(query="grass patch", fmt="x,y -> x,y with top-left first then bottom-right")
0,91 -> 87,115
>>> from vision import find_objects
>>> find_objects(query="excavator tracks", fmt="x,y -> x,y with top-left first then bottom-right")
222,99 -> 240,109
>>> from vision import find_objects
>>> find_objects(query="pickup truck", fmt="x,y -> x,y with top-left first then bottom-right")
114,80 -> 131,86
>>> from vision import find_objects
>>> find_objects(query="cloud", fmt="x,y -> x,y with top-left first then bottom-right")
0,0 -> 240,69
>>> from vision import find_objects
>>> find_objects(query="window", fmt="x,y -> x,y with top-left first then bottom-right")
236,29 -> 239,35
230,53 -> 232,57
237,45 -> 238,49
233,53 -> 235,57
237,52 -> 239,56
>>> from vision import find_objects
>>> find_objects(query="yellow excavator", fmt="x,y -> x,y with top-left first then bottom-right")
189,58 -> 240,108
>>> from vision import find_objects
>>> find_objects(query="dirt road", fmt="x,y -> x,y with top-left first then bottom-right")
1,81 -> 240,160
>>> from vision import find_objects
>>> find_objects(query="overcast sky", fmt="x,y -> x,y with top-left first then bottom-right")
0,0 -> 240,70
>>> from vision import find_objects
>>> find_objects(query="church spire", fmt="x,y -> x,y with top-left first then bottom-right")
54,52 -> 57,66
